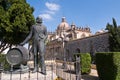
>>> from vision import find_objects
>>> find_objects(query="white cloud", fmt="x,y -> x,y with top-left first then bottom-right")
45,10 -> 55,15
39,2 -> 60,21
39,13 -> 52,20
45,2 -> 60,11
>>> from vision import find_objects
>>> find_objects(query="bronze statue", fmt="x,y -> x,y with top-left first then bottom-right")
20,17 -> 47,74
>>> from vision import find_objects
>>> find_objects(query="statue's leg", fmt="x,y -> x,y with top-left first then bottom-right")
32,46 -> 38,72
39,41 -> 46,74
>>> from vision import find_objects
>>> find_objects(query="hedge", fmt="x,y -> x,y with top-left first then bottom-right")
96,52 -> 120,80
74,53 -> 91,74
0,54 -> 10,71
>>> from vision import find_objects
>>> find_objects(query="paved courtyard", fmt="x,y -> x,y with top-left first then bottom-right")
0,61 -> 99,80
1,71 -> 57,80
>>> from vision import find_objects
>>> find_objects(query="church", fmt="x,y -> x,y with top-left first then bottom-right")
47,17 -> 92,42
46,17 -> 107,61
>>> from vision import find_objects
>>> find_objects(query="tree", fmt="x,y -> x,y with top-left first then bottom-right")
0,0 -> 35,53
106,18 -> 120,51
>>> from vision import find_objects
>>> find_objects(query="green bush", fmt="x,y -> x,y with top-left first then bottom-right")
96,52 -> 120,80
0,54 -> 10,71
74,53 -> 91,74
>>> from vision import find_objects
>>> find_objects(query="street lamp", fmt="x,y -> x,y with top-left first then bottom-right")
57,32 -> 69,69
75,55 -> 81,80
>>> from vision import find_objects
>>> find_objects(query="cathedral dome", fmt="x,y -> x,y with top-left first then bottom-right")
57,17 -> 70,30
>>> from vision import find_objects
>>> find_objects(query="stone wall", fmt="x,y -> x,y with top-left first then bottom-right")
65,32 -> 109,59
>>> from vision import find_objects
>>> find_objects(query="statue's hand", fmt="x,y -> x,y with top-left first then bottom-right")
39,34 -> 45,39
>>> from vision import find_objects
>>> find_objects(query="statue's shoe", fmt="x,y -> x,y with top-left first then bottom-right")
40,71 -> 46,75
32,68 -> 37,73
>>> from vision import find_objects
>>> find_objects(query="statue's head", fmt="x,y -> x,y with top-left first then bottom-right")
36,16 -> 42,23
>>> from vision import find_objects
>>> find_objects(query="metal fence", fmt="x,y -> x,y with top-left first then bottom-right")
0,56 -> 81,80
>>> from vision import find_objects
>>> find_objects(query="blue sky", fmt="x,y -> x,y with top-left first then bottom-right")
26,0 -> 120,34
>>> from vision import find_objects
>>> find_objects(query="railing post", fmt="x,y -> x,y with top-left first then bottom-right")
20,64 -> 22,80
28,69 -> 31,80
51,63 -> 53,80
0,72 -> 1,80
0,63 -> 3,80
10,65 -> 13,80
69,57 -> 72,80
75,55 -> 81,80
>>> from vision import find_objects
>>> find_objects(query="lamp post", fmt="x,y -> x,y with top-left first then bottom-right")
58,32 -> 69,69
75,55 -> 81,80
62,37 -> 67,69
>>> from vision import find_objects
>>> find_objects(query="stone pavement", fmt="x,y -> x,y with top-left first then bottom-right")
53,68 -> 99,80
0,69 -> 98,80
0,61 -> 99,80
47,62 -> 99,80
1,70 -> 57,80
81,69 -> 99,80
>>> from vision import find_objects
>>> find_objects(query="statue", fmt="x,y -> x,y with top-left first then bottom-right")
20,17 -> 47,74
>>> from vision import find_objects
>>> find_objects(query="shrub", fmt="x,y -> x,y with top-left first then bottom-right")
74,53 -> 91,74
96,52 -> 120,80
0,54 -> 10,71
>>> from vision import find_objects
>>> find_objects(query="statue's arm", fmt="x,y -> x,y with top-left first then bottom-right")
20,26 -> 33,45
44,27 -> 48,40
